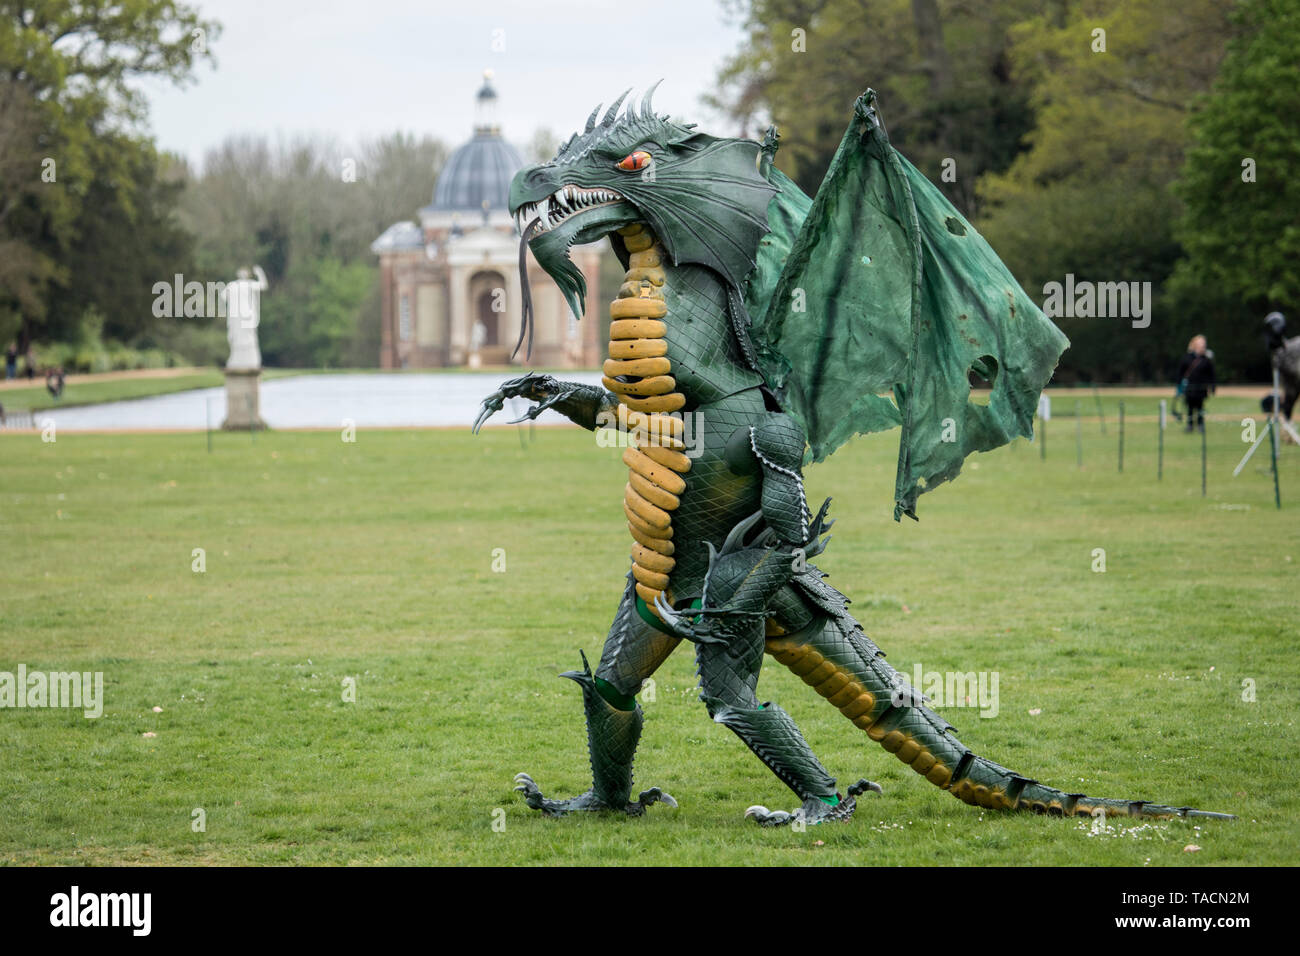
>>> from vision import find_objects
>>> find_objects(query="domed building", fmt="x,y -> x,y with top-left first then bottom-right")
371,73 -> 604,368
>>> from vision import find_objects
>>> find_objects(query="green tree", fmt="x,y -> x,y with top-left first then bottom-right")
710,0 -> 1039,212
43,136 -> 194,344
260,257 -> 375,368
0,78 -> 57,346
973,0 -> 1231,381
0,0 -> 217,351
1169,0 -> 1300,378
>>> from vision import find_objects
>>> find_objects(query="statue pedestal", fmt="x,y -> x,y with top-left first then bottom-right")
468,351 -> 482,369
222,367 -> 267,430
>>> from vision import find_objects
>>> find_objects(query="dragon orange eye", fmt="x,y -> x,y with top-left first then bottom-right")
617,150 -> 652,171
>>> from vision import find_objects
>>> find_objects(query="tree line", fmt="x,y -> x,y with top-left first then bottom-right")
2,0 -> 1296,380
711,0 -> 1298,382
0,1 -> 449,372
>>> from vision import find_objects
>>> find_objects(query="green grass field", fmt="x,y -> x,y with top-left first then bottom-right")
0,370 -> 226,412
0,368 -> 332,412
1,400 -> 1297,865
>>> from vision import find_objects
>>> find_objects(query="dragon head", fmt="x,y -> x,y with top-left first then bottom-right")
507,83 -> 777,358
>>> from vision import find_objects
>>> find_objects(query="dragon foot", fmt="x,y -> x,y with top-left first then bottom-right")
513,772 -> 678,818
744,778 -> 882,827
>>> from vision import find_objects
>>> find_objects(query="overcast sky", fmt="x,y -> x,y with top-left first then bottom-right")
136,0 -> 751,169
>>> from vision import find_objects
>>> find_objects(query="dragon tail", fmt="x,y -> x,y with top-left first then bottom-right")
765,573 -> 1234,821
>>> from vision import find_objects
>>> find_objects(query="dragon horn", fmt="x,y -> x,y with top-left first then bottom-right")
719,510 -> 764,556
640,79 -> 664,120
602,89 -> 632,127
584,104 -> 601,134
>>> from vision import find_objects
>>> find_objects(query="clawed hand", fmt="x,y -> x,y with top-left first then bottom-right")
472,373 -> 560,433
651,592 -> 757,645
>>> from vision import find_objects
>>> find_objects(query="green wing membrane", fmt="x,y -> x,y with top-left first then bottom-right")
750,91 -> 1069,520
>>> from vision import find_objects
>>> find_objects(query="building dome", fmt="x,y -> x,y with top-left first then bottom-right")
430,72 -> 523,214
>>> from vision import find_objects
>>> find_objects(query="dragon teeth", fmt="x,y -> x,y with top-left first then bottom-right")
517,187 -> 624,237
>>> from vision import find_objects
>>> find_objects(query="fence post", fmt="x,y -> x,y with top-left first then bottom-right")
1038,394 -> 1049,462
1269,411 -> 1281,509
1201,424 -> 1207,498
1118,400 -> 1125,473
1075,400 -> 1082,468
1157,399 -> 1165,481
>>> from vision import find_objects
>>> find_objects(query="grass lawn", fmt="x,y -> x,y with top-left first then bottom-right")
0,368 -> 327,413
0,371 -> 227,412
1,404 -> 1297,865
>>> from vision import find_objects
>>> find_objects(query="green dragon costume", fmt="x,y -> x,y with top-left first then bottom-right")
473,86 -> 1233,826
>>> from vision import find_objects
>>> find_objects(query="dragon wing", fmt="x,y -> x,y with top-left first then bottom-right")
748,90 -> 1069,521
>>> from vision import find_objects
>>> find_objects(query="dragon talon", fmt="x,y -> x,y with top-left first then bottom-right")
633,787 -> 678,812
744,805 -> 794,827
848,778 -> 883,797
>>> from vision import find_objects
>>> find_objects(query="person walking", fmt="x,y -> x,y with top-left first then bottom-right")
1177,335 -> 1215,433
4,343 -> 16,380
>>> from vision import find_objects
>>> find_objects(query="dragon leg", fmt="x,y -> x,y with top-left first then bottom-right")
656,515 -> 878,826
767,573 -> 1235,821
514,577 -> 679,817
696,628 -> 876,827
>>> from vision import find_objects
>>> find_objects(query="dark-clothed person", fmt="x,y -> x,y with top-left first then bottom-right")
1178,335 -> 1215,433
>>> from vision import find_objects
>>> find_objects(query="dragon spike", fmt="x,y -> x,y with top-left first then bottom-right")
640,79 -> 664,120
719,510 -> 765,556
700,541 -> 718,606
584,104 -> 602,133
602,88 -> 632,127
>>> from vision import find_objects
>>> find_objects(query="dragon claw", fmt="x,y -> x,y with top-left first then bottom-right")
652,593 -> 695,637
744,805 -> 794,827
472,395 -> 504,434
473,374 -> 557,433
630,787 -> 679,815
652,593 -> 730,644
744,780 -> 881,827
512,772 -> 678,818
848,778 -> 884,797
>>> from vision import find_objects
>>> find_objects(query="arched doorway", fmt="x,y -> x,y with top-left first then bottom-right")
467,270 -> 508,364
476,289 -> 500,346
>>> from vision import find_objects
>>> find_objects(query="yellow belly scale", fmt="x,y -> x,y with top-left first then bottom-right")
604,223 -> 691,617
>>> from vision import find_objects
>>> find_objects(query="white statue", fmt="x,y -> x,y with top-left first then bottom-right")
224,265 -> 268,370
468,318 -> 488,369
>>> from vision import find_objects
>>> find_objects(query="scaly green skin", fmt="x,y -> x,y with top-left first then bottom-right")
474,88 -> 1234,826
